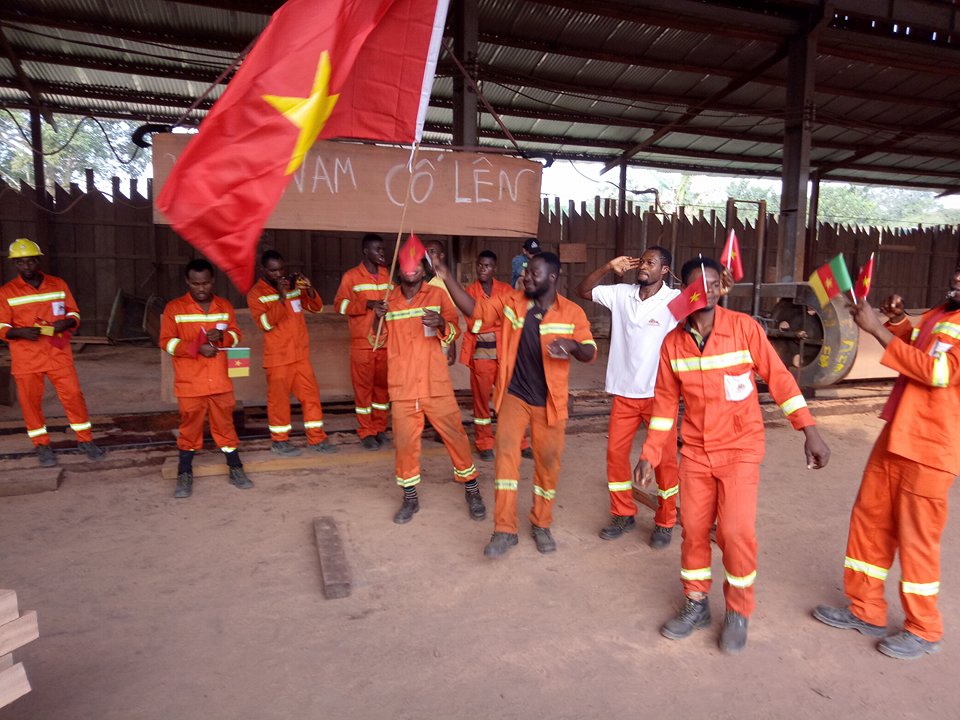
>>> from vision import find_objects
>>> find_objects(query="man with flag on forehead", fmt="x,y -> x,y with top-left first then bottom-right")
373,234 -> 486,525
635,256 -> 831,654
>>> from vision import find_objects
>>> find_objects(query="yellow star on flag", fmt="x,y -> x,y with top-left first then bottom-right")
825,277 -> 833,289
690,291 -> 701,302
862,278 -> 871,290
263,50 -> 340,175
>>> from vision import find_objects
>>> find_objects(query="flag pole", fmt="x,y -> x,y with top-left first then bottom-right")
372,143 -> 421,349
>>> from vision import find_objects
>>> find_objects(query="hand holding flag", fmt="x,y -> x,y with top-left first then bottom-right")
808,254 -> 854,308
186,327 -> 209,358
720,229 -> 744,282
855,253 -> 875,301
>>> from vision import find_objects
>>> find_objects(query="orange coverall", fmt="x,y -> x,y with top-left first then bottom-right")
160,293 -> 242,454
334,264 -> 391,439
640,306 -> 815,617
246,279 -> 327,445
383,282 -> 477,488
0,274 -> 93,446
470,291 -> 596,533
842,308 -> 960,642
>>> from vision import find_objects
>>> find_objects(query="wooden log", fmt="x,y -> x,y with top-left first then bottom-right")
0,591 -> 17,626
0,611 -> 39,657
632,487 -> 659,513
312,517 -> 351,600
0,468 -> 62,497
0,654 -> 11,671
0,662 -> 31,710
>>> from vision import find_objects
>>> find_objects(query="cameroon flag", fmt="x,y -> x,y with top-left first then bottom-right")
226,347 -> 251,378
808,254 -> 853,308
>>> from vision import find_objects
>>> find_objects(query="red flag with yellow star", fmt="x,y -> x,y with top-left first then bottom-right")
855,252 -> 875,301
398,233 -> 427,275
720,229 -> 744,282
668,280 -> 709,322
157,0 -> 450,292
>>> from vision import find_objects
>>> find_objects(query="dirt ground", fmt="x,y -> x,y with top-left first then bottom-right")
1,410 -> 957,720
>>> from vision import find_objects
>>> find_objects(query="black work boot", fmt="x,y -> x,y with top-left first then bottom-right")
393,496 -> 420,524
477,449 -> 494,461
312,440 -> 338,454
720,611 -> 749,654
271,441 -> 301,456
78,441 -> 105,460
228,466 -> 254,489
877,630 -> 943,660
521,447 -> 533,460
36,444 -> 57,468
531,525 -> 557,554
812,605 -> 886,637
484,532 -> 519,558
649,525 -> 673,550
599,515 -> 636,540
361,436 -> 379,451
661,598 -> 711,640
174,472 -> 193,499
465,490 -> 486,521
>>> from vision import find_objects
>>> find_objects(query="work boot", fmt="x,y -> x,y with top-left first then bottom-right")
228,467 -> 254,489
361,436 -> 379,451
78,441 -> 105,460
271,441 -> 301,456
661,598 -> 711,640
720,612 -> 749,654
174,472 -> 193,499
375,432 -> 389,447
36,444 -> 57,468
599,515 -> 636,540
484,532 -> 518,558
877,630 -> 942,660
393,497 -> 419,524
465,490 -> 486,521
521,447 -> 533,460
478,448 -> 494,461
531,525 -> 557,554
311,440 -> 338,454
812,605 -> 886,637
649,525 -> 673,550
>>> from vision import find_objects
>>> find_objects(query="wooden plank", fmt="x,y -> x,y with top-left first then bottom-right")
0,468 -> 62,497
0,611 -> 39,657
0,592 -> 17,626
0,662 -> 31,710
559,243 -> 588,263
312,516 -> 352,600
0,654 -> 11,671
632,487 -> 659,513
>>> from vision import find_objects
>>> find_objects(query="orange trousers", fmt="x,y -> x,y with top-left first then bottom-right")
391,395 -> 478,488
265,358 -> 327,444
844,425 -> 953,642
493,393 -> 566,533
607,395 -> 679,527
469,359 -> 529,452
177,392 -> 239,453
15,366 -> 93,446
350,347 -> 389,439
679,458 -> 759,617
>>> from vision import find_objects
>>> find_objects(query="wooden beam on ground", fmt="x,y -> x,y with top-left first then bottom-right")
312,517 -> 351,600
0,611 -> 39,657
0,468 -> 62,497
0,662 -> 31,710
0,592 -> 18,626
0,654 -> 11,671
632,487 -> 659,513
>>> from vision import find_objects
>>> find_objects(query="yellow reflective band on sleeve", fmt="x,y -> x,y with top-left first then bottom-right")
287,290 -> 301,299
454,465 -> 477,478
533,485 -> 556,500
69,422 -> 91,432
473,417 -> 492,426
680,567 -> 712,581
175,313 -> 230,324
384,306 -> 441,321
165,338 -> 181,355
227,330 -> 239,347
371,402 -> 390,411
220,446 -> 237,453
648,416 -> 674,431
441,322 -> 458,347
8,291 -> 66,306
303,421 -> 324,429
911,328 -> 920,341
396,474 -> 421,488
338,298 -> 350,315
539,323 -> 575,335
268,424 -> 293,434
901,580 -> 940,596
258,294 -> 280,303
608,481 -> 633,493
0,323 -> 11,329
26,426 -> 48,438
67,312 -> 80,320
494,479 -> 518,491
471,319 -> 483,333
503,306 -> 524,330
844,556 -> 889,581
355,406 -> 372,415
582,339 -> 597,348
934,322 -> 960,340
724,569 -> 757,588
659,484 -> 679,499
932,351 -> 950,387
352,283 -> 391,292
260,315 -> 273,331
779,394 -> 808,416
671,349 -> 753,372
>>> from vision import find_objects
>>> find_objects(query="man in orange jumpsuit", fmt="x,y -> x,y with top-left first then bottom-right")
436,252 -> 597,557
814,266 -> 960,660
635,257 -> 830,654
0,238 -> 105,467
372,243 -> 485,525
247,250 -> 336,455
334,234 -> 391,450
161,259 -> 252,498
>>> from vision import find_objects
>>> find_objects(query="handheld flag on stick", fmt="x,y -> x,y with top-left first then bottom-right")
668,279 -> 709,322
398,233 -> 427,275
855,253 -> 875,301
225,347 -> 251,378
720,229 -> 744,282
186,327 -> 209,358
808,254 -> 854,308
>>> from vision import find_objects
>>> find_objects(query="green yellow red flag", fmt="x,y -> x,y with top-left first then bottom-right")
226,347 -> 251,378
808,254 -> 854,307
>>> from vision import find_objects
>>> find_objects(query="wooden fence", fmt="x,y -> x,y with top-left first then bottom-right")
1,177 -> 958,337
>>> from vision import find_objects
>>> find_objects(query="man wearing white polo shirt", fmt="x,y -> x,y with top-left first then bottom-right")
576,246 -> 681,548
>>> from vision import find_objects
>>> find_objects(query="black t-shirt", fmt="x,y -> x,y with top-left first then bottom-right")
507,306 -> 548,407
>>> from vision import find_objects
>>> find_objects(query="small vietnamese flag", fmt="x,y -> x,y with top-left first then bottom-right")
808,253 -> 854,308
226,347 -> 251,378
668,281 -> 709,322
186,327 -> 208,358
399,233 -> 427,275
855,253 -> 875,301
720,229 -> 744,282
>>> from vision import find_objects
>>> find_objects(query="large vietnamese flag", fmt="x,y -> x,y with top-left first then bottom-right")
157,0 -> 450,292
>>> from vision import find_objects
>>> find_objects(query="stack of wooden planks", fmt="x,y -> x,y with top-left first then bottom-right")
0,590 -> 39,710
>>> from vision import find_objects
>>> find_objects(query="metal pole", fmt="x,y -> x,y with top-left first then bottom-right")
753,200 -> 768,317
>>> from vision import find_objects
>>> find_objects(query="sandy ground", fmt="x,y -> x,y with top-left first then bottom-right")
1,411 -> 957,720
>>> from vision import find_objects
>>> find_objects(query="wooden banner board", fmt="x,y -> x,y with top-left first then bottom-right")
152,135 -> 542,237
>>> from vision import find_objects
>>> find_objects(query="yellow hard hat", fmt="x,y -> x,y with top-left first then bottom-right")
8,238 -> 43,259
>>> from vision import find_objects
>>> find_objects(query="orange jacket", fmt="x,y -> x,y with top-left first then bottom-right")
459,279 -> 514,368
246,278 -> 322,368
334,264 -> 393,349
641,305 -> 814,468
0,274 -> 81,377
471,290 -> 596,426
383,282 -> 459,401
882,307 -> 960,474
160,293 -> 242,398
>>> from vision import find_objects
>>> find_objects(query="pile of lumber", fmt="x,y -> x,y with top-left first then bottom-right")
0,590 -> 39,710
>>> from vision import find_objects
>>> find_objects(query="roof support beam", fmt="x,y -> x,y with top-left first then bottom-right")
450,0 -> 479,148
13,48 -> 228,85
0,27 -> 56,128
